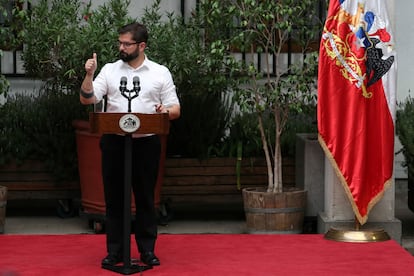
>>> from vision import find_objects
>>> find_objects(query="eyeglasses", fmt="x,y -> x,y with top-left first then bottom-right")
117,41 -> 139,48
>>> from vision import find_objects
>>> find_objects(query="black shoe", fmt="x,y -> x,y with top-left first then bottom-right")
101,254 -> 122,266
140,251 -> 160,266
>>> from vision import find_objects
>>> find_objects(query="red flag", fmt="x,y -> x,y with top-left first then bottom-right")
317,0 -> 397,225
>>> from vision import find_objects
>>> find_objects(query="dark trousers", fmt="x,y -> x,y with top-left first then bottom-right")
100,134 -> 161,255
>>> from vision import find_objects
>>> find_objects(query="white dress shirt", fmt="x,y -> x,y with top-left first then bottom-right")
92,56 -> 179,113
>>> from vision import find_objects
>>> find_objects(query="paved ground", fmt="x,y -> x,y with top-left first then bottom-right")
2,199 -> 247,235
2,180 -> 414,255
395,180 -> 414,255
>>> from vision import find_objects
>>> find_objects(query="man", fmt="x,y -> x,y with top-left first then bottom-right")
80,22 -> 180,267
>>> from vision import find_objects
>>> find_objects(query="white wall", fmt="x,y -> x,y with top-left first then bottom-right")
395,0 -> 414,102
88,0 -> 190,20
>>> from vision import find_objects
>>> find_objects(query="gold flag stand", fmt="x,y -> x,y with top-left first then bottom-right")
324,217 -> 391,242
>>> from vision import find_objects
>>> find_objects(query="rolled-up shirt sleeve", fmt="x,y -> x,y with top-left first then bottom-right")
159,68 -> 179,107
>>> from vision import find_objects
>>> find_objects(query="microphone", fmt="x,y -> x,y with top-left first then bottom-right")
119,76 -> 127,92
132,76 -> 140,92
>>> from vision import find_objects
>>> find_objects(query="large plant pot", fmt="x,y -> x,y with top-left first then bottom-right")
73,120 -> 166,230
0,186 -> 7,234
242,187 -> 306,234
73,121 -> 112,216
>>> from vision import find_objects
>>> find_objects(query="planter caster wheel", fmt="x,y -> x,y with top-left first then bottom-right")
157,201 -> 173,226
93,221 -> 104,234
56,199 -> 76,218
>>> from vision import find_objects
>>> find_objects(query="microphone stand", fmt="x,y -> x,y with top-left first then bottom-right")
120,87 -> 140,113
102,83 -> 150,274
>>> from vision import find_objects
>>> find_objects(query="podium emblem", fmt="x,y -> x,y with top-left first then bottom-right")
119,114 -> 140,133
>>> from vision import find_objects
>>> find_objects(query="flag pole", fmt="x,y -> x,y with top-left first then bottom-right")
354,216 -> 360,231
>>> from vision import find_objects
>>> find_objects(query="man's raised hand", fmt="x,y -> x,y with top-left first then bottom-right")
85,53 -> 98,75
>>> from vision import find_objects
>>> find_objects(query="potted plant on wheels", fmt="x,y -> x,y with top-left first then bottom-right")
206,0 -> 322,233
20,0 -> 132,227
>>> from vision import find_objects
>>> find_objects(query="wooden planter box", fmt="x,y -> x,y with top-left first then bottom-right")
0,157 -> 294,208
160,157 -> 295,207
0,160 -> 79,201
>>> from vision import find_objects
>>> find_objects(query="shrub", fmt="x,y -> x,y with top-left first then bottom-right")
0,89 -> 89,180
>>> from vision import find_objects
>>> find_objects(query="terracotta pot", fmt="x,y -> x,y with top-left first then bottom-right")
74,124 -> 110,215
73,120 -> 166,217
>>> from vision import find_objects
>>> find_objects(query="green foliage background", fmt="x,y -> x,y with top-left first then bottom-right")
0,0 -> 319,182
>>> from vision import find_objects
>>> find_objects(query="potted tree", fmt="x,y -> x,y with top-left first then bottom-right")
206,0 -> 322,233
396,95 -> 414,212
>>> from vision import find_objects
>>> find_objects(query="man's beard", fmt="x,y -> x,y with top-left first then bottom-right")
119,50 -> 139,62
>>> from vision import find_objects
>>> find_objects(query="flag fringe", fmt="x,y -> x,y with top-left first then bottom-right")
318,134 -> 392,225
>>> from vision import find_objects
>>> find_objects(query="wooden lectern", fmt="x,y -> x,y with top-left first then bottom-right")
89,112 -> 170,275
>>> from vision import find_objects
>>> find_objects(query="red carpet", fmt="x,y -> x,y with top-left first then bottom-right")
1,234 -> 414,275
